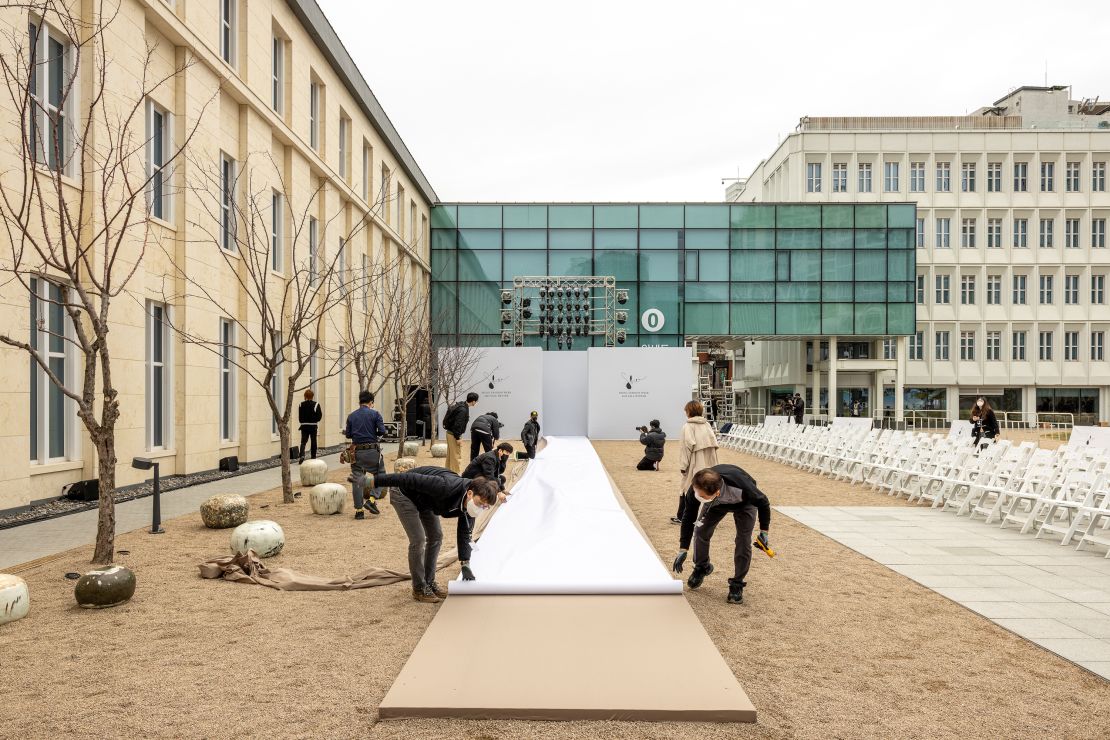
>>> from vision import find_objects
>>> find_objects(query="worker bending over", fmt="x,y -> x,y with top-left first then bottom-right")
463,442 -> 513,489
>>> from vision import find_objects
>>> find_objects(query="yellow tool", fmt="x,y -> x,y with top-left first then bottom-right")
753,539 -> 776,558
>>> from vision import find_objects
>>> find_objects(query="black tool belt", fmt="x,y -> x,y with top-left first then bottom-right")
354,442 -> 380,450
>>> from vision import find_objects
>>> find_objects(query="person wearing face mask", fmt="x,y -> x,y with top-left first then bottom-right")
972,397 -> 999,447
365,467 -> 501,603
671,464 -> 771,605
463,442 -> 513,489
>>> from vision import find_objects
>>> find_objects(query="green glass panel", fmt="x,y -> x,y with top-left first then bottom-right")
503,229 -> 546,249
595,229 -> 636,249
430,206 -> 457,229
458,229 -> 500,249
549,205 -> 592,228
777,205 -> 820,228
777,303 -> 819,333
685,205 -> 729,228
502,205 -> 547,228
791,251 -> 820,280
888,283 -> 912,302
855,282 -> 886,301
823,251 -> 854,281
887,251 -> 911,281
888,303 -> 916,334
776,252 -> 790,280
594,250 -> 638,283
686,283 -> 729,301
639,250 -> 680,281
855,303 -> 886,333
855,204 -> 886,228
731,283 -> 775,301
431,230 -> 457,250
638,282 -> 680,336
549,229 -> 591,249
730,204 -> 775,228
778,229 -> 821,249
431,249 -> 456,281
855,229 -> 886,249
777,282 -> 820,302
888,228 -> 913,249
855,251 -> 886,280
686,229 -> 729,249
503,251 -> 547,281
888,203 -> 916,228
685,304 -> 728,334
457,205 -> 501,228
639,204 -> 684,228
822,303 -> 853,334
823,229 -> 853,249
685,251 -> 697,279
458,249 -> 501,281
549,250 -> 592,275
594,205 -> 638,228
640,229 -> 678,249
730,303 -> 774,334
822,205 -> 854,228
731,229 -> 774,249
698,251 -> 729,281
823,282 -> 853,302
731,250 -> 773,281
431,283 -> 457,334
457,282 -> 501,334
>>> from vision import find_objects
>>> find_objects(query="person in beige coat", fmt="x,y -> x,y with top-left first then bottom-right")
671,400 -> 720,524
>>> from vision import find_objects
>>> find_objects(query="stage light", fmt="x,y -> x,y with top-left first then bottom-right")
616,329 -> 627,345
500,331 -> 512,346
501,290 -> 513,305
501,310 -> 513,325
616,310 -> 627,325
523,309 -> 533,319
616,289 -> 628,305
522,298 -> 532,308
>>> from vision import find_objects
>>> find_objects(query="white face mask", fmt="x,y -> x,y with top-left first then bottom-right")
977,401 -> 984,408
694,492 -> 715,505
466,497 -> 485,518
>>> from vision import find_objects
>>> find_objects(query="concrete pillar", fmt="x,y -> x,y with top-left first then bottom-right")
895,336 -> 906,424
828,337 -> 838,419
812,360 -> 821,420
872,371 -> 882,422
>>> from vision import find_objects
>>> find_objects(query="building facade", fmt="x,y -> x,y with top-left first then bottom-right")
0,0 -> 433,511
730,86 -> 1110,425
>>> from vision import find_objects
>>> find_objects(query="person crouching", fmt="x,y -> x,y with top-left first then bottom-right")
637,420 -> 666,470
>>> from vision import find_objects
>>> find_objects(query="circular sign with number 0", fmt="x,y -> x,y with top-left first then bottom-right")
641,308 -> 665,333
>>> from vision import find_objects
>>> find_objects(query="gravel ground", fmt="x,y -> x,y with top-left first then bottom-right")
1,440 -> 1108,739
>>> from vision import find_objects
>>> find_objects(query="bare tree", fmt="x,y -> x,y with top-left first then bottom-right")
0,2 -> 204,563
432,342 -> 483,439
373,259 -> 432,446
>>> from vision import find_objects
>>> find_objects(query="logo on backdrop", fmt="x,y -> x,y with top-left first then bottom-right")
619,372 -> 648,398
641,308 -> 665,333
477,367 -> 512,400
486,368 -> 507,390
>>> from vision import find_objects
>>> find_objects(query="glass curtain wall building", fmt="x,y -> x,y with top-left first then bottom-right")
431,203 -> 916,348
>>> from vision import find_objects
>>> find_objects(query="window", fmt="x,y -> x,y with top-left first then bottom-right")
986,331 -> 1001,361
145,302 -> 172,449
910,161 -> 925,192
1039,331 -> 1053,361
1041,161 -> 1055,192
832,162 -> 847,192
397,184 -> 406,236
1039,274 -> 1054,304
883,339 -> 896,360
1065,274 -> 1079,304
271,190 -> 283,272
909,331 -> 924,360
28,20 -> 74,173
361,253 -> 369,311
1066,161 -> 1081,192
935,331 -> 950,361
961,162 -> 976,192
220,153 -> 235,251
1064,331 -> 1079,361
1039,218 -> 1054,248
381,164 -> 391,224
1012,330 -> 1027,361
1013,275 -> 1027,304
272,36 -> 284,114
1093,275 -> 1105,304
309,341 -> 318,393
1014,161 -> 1028,191
410,201 -> 418,245
270,331 -> 282,436
1094,161 -> 1107,192
219,318 -> 236,441
935,217 -> 950,248
337,238 -> 347,292
987,218 -> 1002,248
338,115 -> 350,179
935,274 -> 950,304
858,162 -> 872,192
309,79 -> 320,150
1093,331 -> 1105,361
884,161 -> 899,191
362,142 -> 372,201
28,278 -> 72,462
987,275 -> 1001,305
806,162 -> 822,192
936,161 -> 951,192
960,331 -> 975,361
338,346 -> 347,421
916,274 -> 926,304
1013,218 -> 1028,248
1094,218 -> 1107,249
987,162 -> 1002,192
219,0 -> 235,66
146,100 -> 171,220
1066,218 -> 1081,249
915,217 -> 925,248
961,218 -> 976,248
308,216 -> 318,285
960,275 -> 975,304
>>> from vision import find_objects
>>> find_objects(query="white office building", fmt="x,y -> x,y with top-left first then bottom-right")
729,85 -> 1110,425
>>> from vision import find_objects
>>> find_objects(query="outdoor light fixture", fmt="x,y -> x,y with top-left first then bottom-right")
131,457 -> 165,535
500,331 -> 512,346
616,289 -> 628,305
616,310 -> 627,324
523,309 -> 533,319
501,310 -> 513,325
616,329 -> 627,345
501,290 -> 513,304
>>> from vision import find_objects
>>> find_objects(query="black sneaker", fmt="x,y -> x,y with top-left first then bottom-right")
354,510 -> 365,520
669,517 -> 681,524
727,583 -> 744,604
364,498 -> 380,516
687,563 -> 714,590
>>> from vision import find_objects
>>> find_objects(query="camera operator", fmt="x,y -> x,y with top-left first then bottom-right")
636,420 -> 666,471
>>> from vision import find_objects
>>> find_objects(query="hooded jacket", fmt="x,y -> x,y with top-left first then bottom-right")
442,401 -> 470,438
639,427 -> 666,461
471,412 -> 504,440
678,416 -> 720,495
521,417 -> 541,447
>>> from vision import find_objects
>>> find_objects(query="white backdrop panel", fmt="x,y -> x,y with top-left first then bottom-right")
586,347 -> 693,440
437,347 -> 543,440
541,352 -> 588,437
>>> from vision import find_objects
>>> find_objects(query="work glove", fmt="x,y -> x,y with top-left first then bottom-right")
460,562 -> 476,581
757,531 -> 770,549
672,549 -> 688,574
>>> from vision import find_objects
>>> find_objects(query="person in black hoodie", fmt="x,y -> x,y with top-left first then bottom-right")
463,442 -> 513,489
297,389 -> 322,464
469,411 -> 504,461
441,392 -> 479,474
672,464 -> 772,605
636,420 -> 666,470
521,410 -> 541,459
367,467 -> 500,603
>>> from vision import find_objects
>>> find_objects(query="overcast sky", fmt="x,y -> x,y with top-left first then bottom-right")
318,0 -> 1110,203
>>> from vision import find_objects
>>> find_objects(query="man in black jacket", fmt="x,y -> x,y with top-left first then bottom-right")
672,464 -> 772,605
463,442 -> 513,489
792,392 -> 805,425
469,411 -> 504,461
367,466 -> 500,603
521,410 -> 540,459
297,389 -> 322,464
636,420 -> 666,470
441,392 -> 479,474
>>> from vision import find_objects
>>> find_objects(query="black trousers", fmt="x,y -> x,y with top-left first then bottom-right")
692,504 -> 758,588
637,456 -> 659,470
525,444 -> 536,459
298,427 -> 318,461
675,494 -> 686,520
470,434 -> 493,461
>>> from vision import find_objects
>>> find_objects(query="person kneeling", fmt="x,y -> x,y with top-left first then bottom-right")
636,420 -> 666,471
672,465 -> 771,605
463,442 -> 513,490
367,467 -> 500,603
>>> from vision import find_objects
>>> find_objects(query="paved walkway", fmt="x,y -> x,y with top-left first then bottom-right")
0,448 -> 396,571
778,505 -> 1110,680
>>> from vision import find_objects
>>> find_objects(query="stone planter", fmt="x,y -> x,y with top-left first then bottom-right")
74,566 -> 136,609
0,574 -> 30,625
310,483 -> 346,515
402,441 -> 421,457
430,442 -> 448,458
230,520 -> 285,558
199,494 -> 249,529
299,459 -> 328,486
394,457 -> 417,473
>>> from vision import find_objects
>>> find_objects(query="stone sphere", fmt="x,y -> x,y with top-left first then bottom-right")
0,574 -> 30,625
199,494 -> 249,529
402,441 -> 421,457
299,459 -> 328,486
394,457 -> 417,473
230,520 -> 285,558
430,442 -> 448,458
310,483 -> 346,515
74,566 -> 136,609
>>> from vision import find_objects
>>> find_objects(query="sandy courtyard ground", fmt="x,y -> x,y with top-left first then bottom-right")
2,439 -> 1109,739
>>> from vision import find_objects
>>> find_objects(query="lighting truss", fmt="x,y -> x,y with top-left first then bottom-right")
501,276 -> 623,349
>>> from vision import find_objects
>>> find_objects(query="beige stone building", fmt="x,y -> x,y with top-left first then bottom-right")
0,0 -> 435,511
